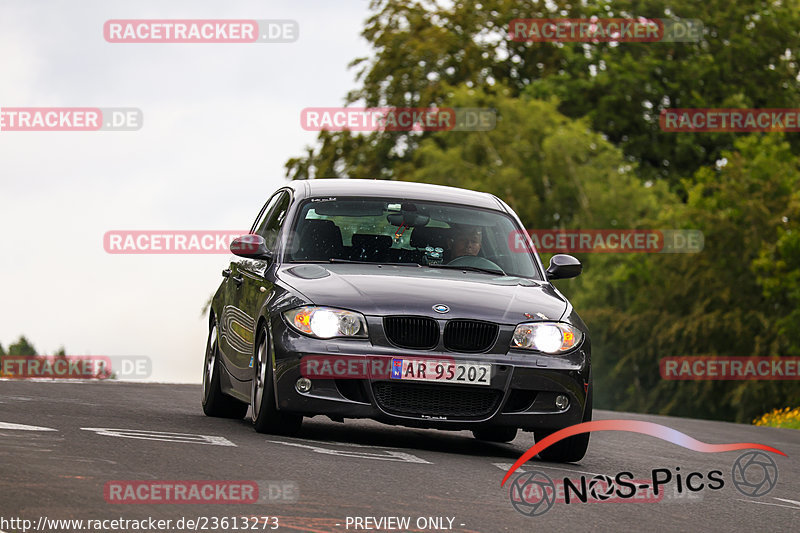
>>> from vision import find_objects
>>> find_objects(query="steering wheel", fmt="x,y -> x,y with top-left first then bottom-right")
446,255 -> 505,273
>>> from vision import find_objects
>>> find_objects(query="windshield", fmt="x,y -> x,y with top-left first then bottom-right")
283,197 -> 541,279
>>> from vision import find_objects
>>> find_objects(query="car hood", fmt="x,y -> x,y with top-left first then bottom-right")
277,264 -> 567,324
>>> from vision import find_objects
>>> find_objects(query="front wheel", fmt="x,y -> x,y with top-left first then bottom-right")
202,320 -> 248,419
534,379 -> 593,463
251,326 -> 302,435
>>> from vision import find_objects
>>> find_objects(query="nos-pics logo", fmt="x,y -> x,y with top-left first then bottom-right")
508,451 -> 779,517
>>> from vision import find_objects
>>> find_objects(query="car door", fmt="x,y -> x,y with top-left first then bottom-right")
217,192 -> 284,378
225,189 -> 292,381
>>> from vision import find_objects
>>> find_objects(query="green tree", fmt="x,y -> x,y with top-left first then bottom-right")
526,0 -> 800,184
8,336 -> 37,356
395,84 -> 668,232
753,190 -> 800,357
287,0 -> 800,188
583,134 -> 800,422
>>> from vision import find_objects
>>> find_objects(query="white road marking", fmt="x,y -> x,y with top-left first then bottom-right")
281,436 -> 396,449
737,499 -> 800,510
269,440 -> 430,463
80,428 -> 236,446
774,497 -> 800,507
0,422 -> 57,431
492,462 -> 602,477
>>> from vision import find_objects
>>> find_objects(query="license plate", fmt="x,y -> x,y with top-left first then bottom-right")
390,359 -> 491,386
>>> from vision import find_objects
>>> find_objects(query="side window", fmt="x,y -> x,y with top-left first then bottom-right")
250,194 -> 283,234
255,191 -> 291,249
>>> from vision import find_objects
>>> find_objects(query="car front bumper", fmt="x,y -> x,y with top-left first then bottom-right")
269,318 -> 590,432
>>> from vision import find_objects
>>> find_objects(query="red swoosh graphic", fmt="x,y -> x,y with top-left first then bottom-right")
501,420 -> 786,486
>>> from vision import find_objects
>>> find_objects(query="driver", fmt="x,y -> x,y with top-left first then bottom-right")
449,226 -> 482,258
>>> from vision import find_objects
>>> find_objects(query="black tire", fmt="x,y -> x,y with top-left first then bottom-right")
534,378 -> 593,463
202,319 -> 249,419
251,326 -> 302,435
472,427 -> 518,443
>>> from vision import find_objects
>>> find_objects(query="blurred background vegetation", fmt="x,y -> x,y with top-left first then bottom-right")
0,337 -> 62,378
0,337 -> 53,357
0,338 -> 112,379
284,0 -> 800,423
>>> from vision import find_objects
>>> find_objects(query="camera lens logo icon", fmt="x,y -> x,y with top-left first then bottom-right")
588,474 -> 616,500
508,471 -> 556,516
732,451 -> 778,497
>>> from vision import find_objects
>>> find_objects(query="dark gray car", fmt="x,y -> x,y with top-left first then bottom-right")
202,179 -> 592,462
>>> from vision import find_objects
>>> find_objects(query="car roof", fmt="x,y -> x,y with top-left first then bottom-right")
286,179 -> 505,211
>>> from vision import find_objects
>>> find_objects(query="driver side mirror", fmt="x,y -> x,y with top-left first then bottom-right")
546,254 -> 582,280
230,234 -> 273,260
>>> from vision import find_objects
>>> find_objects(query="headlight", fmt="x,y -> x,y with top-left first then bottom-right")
511,322 -> 583,354
283,306 -> 368,339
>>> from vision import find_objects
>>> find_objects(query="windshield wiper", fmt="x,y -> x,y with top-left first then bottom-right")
427,263 -> 505,276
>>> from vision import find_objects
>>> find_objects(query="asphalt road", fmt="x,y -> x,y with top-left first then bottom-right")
0,381 -> 797,533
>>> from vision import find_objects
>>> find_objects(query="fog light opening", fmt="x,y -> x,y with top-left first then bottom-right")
555,395 -> 569,410
296,378 -> 312,393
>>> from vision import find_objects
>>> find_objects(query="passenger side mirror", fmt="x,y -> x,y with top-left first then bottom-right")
546,254 -> 582,280
230,234 -> 273,260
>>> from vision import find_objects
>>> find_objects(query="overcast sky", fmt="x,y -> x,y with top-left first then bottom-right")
0,0 -> 371,381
